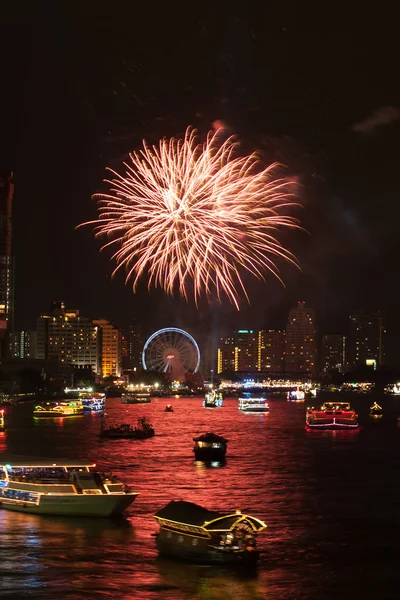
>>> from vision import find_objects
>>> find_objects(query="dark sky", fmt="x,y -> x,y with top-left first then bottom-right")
1,3 -> 399,360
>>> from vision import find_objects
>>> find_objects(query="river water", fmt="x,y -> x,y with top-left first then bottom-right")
0,394 -> 399,599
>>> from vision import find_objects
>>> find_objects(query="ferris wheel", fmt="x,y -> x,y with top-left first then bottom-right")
142,327 -> 201,374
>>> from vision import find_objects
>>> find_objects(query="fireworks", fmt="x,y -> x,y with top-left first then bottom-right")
86,127 -> 301,308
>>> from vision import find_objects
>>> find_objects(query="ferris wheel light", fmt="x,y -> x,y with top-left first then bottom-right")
142,327 -> 201,374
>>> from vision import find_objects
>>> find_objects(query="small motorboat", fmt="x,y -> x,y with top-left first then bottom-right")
369,402 -> 383,417
154,500 -> 266,564
193,432 -> 228,462
165,404 -> 174,412
100,416 -> 155,439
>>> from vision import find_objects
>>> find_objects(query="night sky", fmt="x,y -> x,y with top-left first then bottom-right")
1,3 -> 399,361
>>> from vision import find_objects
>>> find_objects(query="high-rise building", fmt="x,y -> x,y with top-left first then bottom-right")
321,334 -> 346,372
348,312 -> 385,368
285,301 -> 317,374
217,330 -> 258,374
258,330 -> 286,374
9,330 -> 38,359
0,170 -> 15,345
93,319 -> 121,378
217,335 -> 235,374
37,302 -> 101,374
121,322 -> 144,371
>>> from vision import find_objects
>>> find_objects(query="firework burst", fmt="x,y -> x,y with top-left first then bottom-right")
85,127 -> 301,308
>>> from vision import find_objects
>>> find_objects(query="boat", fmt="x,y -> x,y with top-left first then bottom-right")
287,388 -> 305,402
33,400 -> 84,418
203,390 -> 223,408
121,392 -> 151,404
306,402 -> 359,429
153,500 -> 266,564
0,458 -> 138,516
0,409 -> 4,431
79,392 -> 105,412
0,394 -> 12,406
369,402 -> 383,417
238,395 -> 270,413
100,416 -> 155,439
165,404 -> 174,412
193,432 -> 228,462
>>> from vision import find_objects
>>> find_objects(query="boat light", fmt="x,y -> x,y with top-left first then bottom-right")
92,463 -> 96,467
236,510 -> 241,514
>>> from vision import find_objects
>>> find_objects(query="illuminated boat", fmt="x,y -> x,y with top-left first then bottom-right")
100,416 -> 155,439
165,404 -> 174,412
238,395 -> 269,413
369,402 -> 383,417
193,432 -> 228,462
306,402 -> 359,429
121,392 -> 151,404
203,390 -> 223,408
287,388 -> 305,402
33,400 -> 84,418
79,392 -> 105,412
154,500 -> 266,564
0,459 -> 138,516
0,409 -> 4,431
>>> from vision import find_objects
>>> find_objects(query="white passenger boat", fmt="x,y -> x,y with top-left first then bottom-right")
79,392 -> 106,412
238,396 -> 270,413
0,458 -> 138,516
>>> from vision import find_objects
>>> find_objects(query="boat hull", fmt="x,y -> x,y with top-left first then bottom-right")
0,493 -> 138,517
239,407 -> 270,413
156,538 -> 259,565
306,420 -> 358,429
193,448 -> 226,461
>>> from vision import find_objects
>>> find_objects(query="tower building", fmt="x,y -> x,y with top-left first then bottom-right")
285,301 -> 317,374
0,170 -> 15,348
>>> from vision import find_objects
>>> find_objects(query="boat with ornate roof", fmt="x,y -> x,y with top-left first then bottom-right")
0,458 -> 138,516
369,402 -> 383,417
154,500 -> 266,564
193,432 -> 228,462
306,401 -> 359,429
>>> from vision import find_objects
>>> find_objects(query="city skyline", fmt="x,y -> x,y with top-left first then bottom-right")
1,4 -> 399,364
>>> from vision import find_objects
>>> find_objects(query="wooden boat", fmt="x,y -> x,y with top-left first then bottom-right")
193,432 -> 228,462
154,500 -> 266,564
0,458 -> 138,516
121,392 -> 151,404
100,416 -> 155,439
203,390 -> 223,408
369,402 -> 383,417
306,402 -> 359,429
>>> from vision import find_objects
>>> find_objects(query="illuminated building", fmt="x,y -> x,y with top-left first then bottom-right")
217,330 -> 258,374
93,319 -> 121,378
37,302 -> 101,374
348,312 -> 385,368
9,330 -> 37,359
321,334 -> 346,372
258,330 -> 286,374
121,322 -> 143,371
217,336 -> 235,374
285,301 -> 317,374
0,170 -> 15,350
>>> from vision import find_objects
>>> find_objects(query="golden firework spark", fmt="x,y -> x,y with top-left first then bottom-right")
85,127 -> 301,308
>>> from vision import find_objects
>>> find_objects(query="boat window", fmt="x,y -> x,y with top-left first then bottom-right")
192,538 -> 198,546
177,535 -> 184,543
0,467 -> 7,480
166,531 -> 172,539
